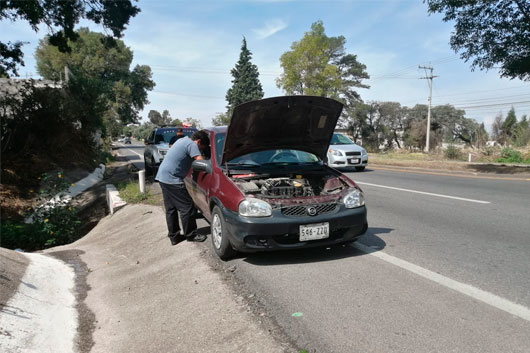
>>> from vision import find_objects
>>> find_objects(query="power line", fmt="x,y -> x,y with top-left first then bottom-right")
153,90 -> 224,100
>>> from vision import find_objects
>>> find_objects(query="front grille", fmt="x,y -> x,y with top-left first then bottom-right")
282,203 -> 337,217
345,151 -> 361,156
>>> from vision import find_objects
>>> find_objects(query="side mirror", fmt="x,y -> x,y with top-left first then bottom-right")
144,139 -> 151,145
192,159 -> 212,174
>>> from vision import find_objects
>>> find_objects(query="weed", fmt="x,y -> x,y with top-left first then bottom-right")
444,145 -> 461,160
116,180 -> 152,203
1,171 -> 80,251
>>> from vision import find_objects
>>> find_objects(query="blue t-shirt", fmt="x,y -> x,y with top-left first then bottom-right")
155,136 -> 201,184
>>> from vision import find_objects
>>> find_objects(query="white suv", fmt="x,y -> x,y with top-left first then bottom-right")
326,133 -> 368,171
143,127 -> 197,175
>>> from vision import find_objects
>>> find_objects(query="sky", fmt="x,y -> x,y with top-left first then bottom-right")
1,0 -> 529,131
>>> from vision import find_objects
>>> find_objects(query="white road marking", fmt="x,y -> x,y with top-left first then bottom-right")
354,242 -> 530,322
126,148 -> 143,158
356,181 -> 490,204
116,143 -> 144,159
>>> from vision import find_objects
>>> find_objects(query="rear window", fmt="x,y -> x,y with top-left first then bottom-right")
330,133 -> 354,145
155,128 -> 196,143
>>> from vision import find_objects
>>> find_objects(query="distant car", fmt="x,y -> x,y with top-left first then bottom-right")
124,137 -> 131,144
185,96 -> 368,260
326,133 -> 368,171
144,126 -> 198,175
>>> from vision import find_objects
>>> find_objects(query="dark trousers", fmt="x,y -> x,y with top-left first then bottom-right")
159,182 -> 197,237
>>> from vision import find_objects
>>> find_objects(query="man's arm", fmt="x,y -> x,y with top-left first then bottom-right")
193,155 -> 204,160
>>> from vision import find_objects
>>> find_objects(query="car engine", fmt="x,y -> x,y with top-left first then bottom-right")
233,174 -> 348,199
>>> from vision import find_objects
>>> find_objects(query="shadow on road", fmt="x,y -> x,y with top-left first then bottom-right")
114,155 -> 141,162
240,227 -> 393,266
467,164 -> 530,175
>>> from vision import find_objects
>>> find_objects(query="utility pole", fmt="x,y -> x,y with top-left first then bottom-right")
419,66 -> 438,152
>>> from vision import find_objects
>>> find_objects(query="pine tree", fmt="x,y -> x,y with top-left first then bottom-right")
502,107 -> 518,143
225,38 -> 264,114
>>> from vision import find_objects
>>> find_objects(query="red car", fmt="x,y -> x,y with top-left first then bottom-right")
185,96 -> 368,260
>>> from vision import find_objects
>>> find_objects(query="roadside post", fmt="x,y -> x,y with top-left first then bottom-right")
468,153 -> 472,162
139,170 -> 146,193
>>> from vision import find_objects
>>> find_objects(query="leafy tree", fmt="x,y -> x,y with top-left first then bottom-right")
131,122 -> 155,141
148,110 -> 170,126
277,21 -> 369,104
226,38 -> 264,114
361,102 -> 384,151
36,28 -> 154,130
425,0 -> 530,81
171,118 -> 183,126
475,123 -> 489,148
345,103 -> 369,143
183,117 -> 202,129
491,113 -> 504,143
433,104 -> 479,146
502,107 -> 518,143
162,110 -> 171,123
378,102 -> 406,149
403,104 -> 443,150
0,0 -> 140,77
514,115 -> 529,146
212,112 -> 230,126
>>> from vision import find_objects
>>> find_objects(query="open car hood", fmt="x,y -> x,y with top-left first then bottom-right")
222,96 -> 343,164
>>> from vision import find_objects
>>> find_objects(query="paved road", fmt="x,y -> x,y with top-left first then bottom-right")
225,167 -> 530,353
114,143 -> 530,352
113,141 -> 145,171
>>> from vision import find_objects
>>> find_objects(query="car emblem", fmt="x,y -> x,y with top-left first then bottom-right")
306,207 -> 317,216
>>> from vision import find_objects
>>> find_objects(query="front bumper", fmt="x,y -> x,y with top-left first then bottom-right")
221,204 -> 368,252
328,155 -> 368,169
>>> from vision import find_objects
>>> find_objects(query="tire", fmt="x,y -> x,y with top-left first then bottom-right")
211,206 -> 236,261
144,156 -> 153,176
355,166 -> 366,172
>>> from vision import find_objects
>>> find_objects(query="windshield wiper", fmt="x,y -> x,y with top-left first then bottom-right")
226,162 -> 259,168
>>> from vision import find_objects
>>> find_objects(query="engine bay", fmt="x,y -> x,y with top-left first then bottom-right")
232,172 -> 349,199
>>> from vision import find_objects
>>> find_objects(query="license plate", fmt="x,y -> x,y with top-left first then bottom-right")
299,222 -> 329,241
348,158 -> 359,164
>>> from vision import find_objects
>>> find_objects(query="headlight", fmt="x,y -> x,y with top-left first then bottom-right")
342,188 -> 365,208
361,148 -> 367,156
329,149 -> 343,156
239,198 -> 272,217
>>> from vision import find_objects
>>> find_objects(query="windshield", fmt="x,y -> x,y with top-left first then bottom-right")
215,133 -> 320,167
330,133 -> 354,145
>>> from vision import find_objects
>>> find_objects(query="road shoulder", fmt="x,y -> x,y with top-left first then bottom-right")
53,203 -> 294,353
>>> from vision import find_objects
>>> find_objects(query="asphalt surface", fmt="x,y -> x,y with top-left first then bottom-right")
116,142 -> 530,352
224,168 -> 530,353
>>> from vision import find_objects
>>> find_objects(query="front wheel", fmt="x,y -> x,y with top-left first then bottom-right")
211,206 -> 236,261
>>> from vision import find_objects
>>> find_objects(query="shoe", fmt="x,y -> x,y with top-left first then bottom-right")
186,233 -> 207,242
169,233 -> 185,246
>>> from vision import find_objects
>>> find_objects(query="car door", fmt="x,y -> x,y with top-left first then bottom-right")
186,144 -> 214,221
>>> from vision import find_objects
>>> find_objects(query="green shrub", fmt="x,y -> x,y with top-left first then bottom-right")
483,146 -> 497,156
1,171 -> 81,251
496,148 -> 523,163
444,145 -> 461,160
116,180 -> 151,203
97,150 -> 115,164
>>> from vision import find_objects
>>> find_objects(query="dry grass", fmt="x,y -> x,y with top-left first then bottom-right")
370,148 -> 530,175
